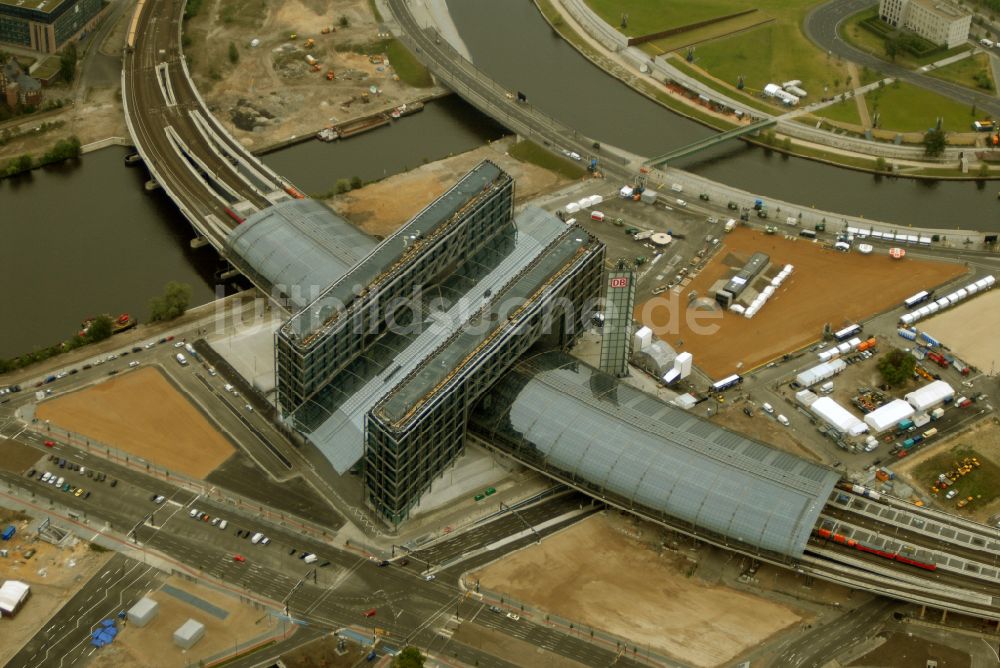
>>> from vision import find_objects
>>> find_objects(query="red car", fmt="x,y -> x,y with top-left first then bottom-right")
362,608 -> 377,618
166,335 -> 174,341
233,554 -> 246,562
44,440 -> 55,447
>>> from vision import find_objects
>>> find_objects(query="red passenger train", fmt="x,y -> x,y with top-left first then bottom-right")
815,528 -> 937,571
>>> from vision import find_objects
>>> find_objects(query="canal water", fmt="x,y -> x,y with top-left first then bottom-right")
0,98 -> 505,359
445,0 -> 999,230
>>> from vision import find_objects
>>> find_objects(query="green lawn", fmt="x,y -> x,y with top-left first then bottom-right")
839,6 -> 970,70
668,58 -> 779,114
586,0 -> 750,37
385,39 -> 433,88
927,53 -> 995,93
508,140 -> 587,180
813,99 -> 862,126
586,0 -> 852,106
866,81 -> 977,132
913,446 -> 1000,508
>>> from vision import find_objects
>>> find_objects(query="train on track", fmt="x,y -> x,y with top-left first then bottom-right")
814,527 -> 938,571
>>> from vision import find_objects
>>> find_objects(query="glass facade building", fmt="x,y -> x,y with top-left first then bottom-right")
275,162 -> 515,415
0,0 -> 101,53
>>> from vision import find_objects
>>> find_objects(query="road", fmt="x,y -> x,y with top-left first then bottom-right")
5,553 -> 164,668
804,0 -> 1000,117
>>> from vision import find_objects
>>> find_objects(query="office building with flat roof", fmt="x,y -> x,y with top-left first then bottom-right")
0,0 -> 102,53
878,0 -> 971,48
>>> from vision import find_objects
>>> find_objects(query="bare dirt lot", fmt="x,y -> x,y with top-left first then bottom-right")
88,576 -> 272,668
470,513 -> 802,667
635,228 -> 967,378
893,418 -> 1000,523
710,401 -> 821,460
36,366 -> 234,479
0,520 -> 112,666
920,288 -> 1000,374
326,136 -> 576,237
0,439 -> 45,473
186,0 -> 444,150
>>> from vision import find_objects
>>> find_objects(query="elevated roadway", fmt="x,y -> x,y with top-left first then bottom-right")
121,0 -> 299,263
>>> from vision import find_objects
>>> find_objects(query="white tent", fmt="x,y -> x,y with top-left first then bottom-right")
811,397 -> 867,435
795,359 -> 846,388
905,380 -> 954,412
864,399 -> 915,434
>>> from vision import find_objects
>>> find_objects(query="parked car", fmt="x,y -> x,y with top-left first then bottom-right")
233,554 -> 246,562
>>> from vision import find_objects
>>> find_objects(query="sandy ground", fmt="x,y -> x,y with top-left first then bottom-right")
0,517 -> 113,666
893,418 -> 1000,523
470,513 -> 802,667
35,366 -> 234,479
88,575 -> 272,668
920,288 -> 1000,374
635,228 -> 967,378
186,0 -> 447,150
326,136 -> 575,237
0,439 -> 46,473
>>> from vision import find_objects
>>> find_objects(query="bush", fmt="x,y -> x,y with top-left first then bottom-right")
228,42 -> 239,64
335,178 -> 352,194
349,175 -> 362,189
338,15 -> 349,28
40,136 -> 81,165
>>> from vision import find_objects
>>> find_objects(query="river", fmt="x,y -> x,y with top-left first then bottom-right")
445,0 -> 999,230
0,98 -> 505,359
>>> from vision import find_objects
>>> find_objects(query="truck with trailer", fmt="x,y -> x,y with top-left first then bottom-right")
926,352 -> 949,368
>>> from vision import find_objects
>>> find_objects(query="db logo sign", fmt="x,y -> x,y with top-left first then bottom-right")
609,277 -> 629,289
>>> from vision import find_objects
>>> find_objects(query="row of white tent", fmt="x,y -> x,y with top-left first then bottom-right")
817,335 -> 866,362
730,264 -> 793,319
845,227 -> 933,245
564,194 -> 604,214
900,275 -> 995,326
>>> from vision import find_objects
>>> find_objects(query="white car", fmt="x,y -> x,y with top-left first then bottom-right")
762,402 -> 774,414
128,361 -> 140,368
144,342 -> 156,349
945,489 -> 958,500
245,404 -> 253,412
174,341 -> 185,348
55,476 -> 65,487
260,536 -> 271,545
218,520 -> 228,530
251,532 -> 264,544
506,612 -> 520,621
777,414 -> 790,426
41,472 -> 51,483
208,368 -> 217,376
189,508 -> 200,518
224,384 -> 234,393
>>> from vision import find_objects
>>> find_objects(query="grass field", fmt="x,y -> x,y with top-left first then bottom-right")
668,58 -> 779,113
586,0 -> 748,37
385,39 -> 433,88
866,81 -> 976,133
927,53 -> 995,93
638,12 -> 774,55
813,99 -> 862,126
586,0 -> 851,102
509,140 -> 587,179
913,446 -> 1000,510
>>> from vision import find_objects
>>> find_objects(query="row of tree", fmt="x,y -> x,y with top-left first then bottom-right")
2,136 -> 82,178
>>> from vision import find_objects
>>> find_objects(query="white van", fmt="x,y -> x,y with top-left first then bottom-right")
303,553 -> 318,564
184,343 -> 196,356
218,520 -> 228,530
762,402 -> 774,414
251,532 -> 264,544
777,414 -> 790,426
175,353 -> 188,366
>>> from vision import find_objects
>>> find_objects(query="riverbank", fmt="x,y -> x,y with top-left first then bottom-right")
533,0 -> 995,181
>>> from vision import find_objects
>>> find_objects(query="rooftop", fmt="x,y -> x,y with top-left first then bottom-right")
226,199 -> 377,310
471,352 -> 840,558
0,0 -> 70,14
281,161 -> 510,344
374,208 -> 596,429
292,207 -> 577,472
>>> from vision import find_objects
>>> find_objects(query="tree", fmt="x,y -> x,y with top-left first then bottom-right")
59,43 -> 77,83
923,128 -> 946,157
877,348 -> 916,386
228,42 -> 239,64
149,281 -> 192,322
6,154 -> 33,176
86,315 -> 114,342
884,37 -> 899,62
392,646 -> 425,668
